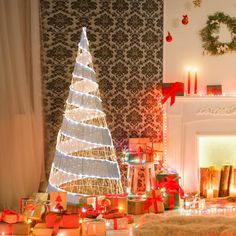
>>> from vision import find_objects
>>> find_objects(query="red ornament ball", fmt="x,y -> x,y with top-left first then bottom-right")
182,15 -> 189,25
166,32 -> 173,42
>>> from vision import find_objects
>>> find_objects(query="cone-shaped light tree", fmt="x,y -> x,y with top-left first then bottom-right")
48,27 -> 123,202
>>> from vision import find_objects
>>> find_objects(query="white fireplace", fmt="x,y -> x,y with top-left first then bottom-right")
165,96 -> 236,192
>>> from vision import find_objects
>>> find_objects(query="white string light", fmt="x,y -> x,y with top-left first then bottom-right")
48,27 -> 123,200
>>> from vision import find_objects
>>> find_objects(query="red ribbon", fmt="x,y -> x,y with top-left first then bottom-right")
146,146 -> 153,155
161,82 -> 184,106
145,190 -> 164,213
158,175 -> 184,209
114,218 -> 118,230
1,209 -> 20,223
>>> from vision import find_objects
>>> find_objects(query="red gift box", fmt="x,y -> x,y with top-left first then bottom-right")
207,85 -> 222,95
162,82 -> 184,106
0,209 -> 26,224
45,212 -> 79,235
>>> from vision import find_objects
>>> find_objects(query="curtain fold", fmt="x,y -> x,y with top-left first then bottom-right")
0,0 -> 45,210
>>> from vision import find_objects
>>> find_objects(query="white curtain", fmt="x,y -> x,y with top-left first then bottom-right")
0,0 -> 45,210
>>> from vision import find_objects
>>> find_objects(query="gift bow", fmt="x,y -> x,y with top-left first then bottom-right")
161,82 -> 184,106
0,209 -> 21,223
2,209 -> 18,215
157,175 -> 184,198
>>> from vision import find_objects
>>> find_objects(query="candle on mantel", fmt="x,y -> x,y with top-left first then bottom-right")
207,189 -> 214,199
194,68 -> 198,94
186,67 -> 191,95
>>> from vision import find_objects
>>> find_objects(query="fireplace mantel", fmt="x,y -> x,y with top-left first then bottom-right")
165,96 -> 236,192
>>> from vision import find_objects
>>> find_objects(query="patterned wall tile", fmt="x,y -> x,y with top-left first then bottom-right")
40,0 -> 163,177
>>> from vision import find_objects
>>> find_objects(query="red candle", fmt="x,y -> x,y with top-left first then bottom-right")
194,69 -> 198,94
187,68 -> 191,95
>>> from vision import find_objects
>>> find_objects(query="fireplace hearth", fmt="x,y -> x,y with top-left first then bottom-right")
165,96 -> 236,193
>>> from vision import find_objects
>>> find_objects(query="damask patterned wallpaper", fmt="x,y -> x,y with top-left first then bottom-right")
40,0 -> 163,177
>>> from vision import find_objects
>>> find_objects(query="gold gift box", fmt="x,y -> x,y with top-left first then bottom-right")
33,223 -> 81,236
82,219 -> 106,236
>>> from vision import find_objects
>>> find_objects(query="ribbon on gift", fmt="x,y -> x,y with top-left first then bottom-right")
145,190 -> 164,213
157,175 -> 184,209
161,82 -> 184,106
0,209 -> 21,223
46,212 -> 79,236
77,203 -> 98,218
114,218 -> 118,230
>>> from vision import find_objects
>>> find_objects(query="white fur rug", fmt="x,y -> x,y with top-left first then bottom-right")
133,213 -> 236,236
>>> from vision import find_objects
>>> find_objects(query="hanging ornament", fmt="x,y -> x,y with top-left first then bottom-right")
166,32 -> 173,42
182,15 -> 189,25
193,0 -> 202,7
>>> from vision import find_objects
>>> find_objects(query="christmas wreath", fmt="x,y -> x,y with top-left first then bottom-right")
200,12 -> 236,55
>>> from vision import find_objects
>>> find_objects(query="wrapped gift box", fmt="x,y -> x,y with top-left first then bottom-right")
34,223 -> 81,236
128,199 -> 148,215
207,85 -> 222,95
128,138 -> 150,153
146,190 -> 165,213
105,217 -> 128,230
82,219 -> 106,236
157,173 -> 182,209
45,212 -> 79,228
162,82 -> 184,96
0,210 -> 26,224
105,194 -> 127,214
79,195 -> 105,212
50,192 -> 67,212
0,222 -> 30,235
128,152 -> 146,163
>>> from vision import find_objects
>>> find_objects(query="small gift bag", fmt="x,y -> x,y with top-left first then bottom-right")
50,192 -> 67,212
23,193 -> 48,220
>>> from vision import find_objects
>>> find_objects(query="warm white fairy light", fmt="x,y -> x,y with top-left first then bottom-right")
48,27 -> 123,201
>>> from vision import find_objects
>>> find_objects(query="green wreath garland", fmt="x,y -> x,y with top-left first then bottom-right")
200,12 -> 236,55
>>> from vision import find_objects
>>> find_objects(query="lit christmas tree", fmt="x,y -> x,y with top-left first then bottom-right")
48,27 -> 123,202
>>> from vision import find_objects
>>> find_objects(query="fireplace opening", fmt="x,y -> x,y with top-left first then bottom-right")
198,135 -> 236,199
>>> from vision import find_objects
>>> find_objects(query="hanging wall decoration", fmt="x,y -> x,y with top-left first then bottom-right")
200,12 -> 236,56
182,15 -> 189,25
166,32 -> 173,42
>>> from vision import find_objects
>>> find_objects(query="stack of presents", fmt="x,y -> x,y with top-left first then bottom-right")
0,139 -> 186,235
